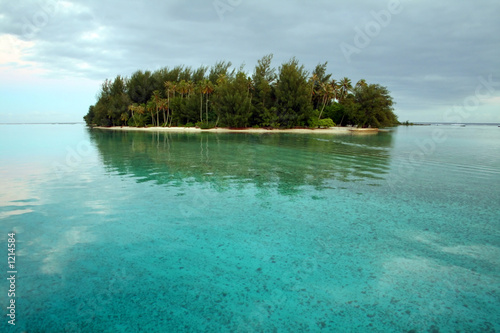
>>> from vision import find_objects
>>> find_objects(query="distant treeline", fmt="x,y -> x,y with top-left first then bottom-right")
84,55 -> 398,129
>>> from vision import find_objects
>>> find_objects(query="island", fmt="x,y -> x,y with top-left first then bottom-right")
84,55 -> 398,130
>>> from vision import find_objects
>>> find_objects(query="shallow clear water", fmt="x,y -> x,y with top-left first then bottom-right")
1,124 -> 499,332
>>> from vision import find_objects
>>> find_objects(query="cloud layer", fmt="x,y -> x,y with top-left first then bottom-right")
1,0 -> 499,122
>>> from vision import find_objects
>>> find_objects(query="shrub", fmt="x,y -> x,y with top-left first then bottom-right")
127,116 -> 146,127
308,118 -> 318,129
308,117 -> 336,128
318,118 -> 335,128
185,122 -> 195,127
195,121 -> 216,129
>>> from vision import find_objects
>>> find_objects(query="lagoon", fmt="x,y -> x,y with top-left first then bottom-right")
1,124 -> 499,332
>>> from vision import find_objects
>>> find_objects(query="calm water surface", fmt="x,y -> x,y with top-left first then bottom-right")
1,124 -> 499,332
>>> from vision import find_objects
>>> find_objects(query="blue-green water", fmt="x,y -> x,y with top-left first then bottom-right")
1,124 -> 499,332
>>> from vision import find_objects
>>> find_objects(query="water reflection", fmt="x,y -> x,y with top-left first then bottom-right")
88,129 -> 394,193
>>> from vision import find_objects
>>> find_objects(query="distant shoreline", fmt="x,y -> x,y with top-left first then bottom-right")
0,122 -> 85,125
92,126 -> 381,134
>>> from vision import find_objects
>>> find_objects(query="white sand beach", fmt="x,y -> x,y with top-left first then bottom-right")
93,126 -> 379,134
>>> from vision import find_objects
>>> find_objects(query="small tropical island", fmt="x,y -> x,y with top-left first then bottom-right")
83,55 -> 398,131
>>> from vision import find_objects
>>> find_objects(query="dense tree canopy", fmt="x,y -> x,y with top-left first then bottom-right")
84,55 -> 399,128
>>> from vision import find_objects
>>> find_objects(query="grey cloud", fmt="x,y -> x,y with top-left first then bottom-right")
1,0 -> 499,121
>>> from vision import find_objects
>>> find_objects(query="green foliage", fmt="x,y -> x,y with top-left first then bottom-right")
89,76 -> 131,127
338,96 -> 360,126
352,84 -> 398,128
251,54 -> 276,126
127,114 -> 146,127
308,110 -> 320,128
322,103 -> 346,125
308,112 -> 334,128
208,61 -> 232,84
83,105 -> 95,126
318,118 -> 335,128
185,122 -> 195,127
84,57 -> 398,129
195,121 -> 216,129
311,62 -> 332,110
128,70 -> 155,104
211,71 -> 252,128
274,58 -> 313,128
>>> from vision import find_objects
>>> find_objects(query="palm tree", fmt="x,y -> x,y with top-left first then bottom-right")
338,78 -> 354,126
120,112 -> 129,125
339,77 -> 352,102
164,81 -> 175,126
146,101 -> 155,126
355,79 -> 367,89
127,103 -> 146,127
160,98 -> 169,126
309,73 -> 319,102
186,80 -> 195,97
137,105 -> 145,115
197,81 -> 204,122
137,104 -> 145,127
177,80 -> 187,98
330,79 -> 339,102
128,104 -> 136,125
202,79 -> 215,123
152,90 -> 162,126
164,81 -> 173,99
318,82 -> 334,120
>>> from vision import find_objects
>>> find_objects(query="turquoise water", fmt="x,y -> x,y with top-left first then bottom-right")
1,124 -> 499,332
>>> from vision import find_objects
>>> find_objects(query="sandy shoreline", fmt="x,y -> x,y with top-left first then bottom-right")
93,126 -> 379,134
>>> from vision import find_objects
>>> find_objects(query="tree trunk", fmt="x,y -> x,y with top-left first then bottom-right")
206,93 -> 209,123
318,96 -> 327,120
200,92 -> 203,122
339,114 -> 345,127
167,91 -> 170,127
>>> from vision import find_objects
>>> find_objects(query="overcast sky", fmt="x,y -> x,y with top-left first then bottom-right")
1,0 -> 499,123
